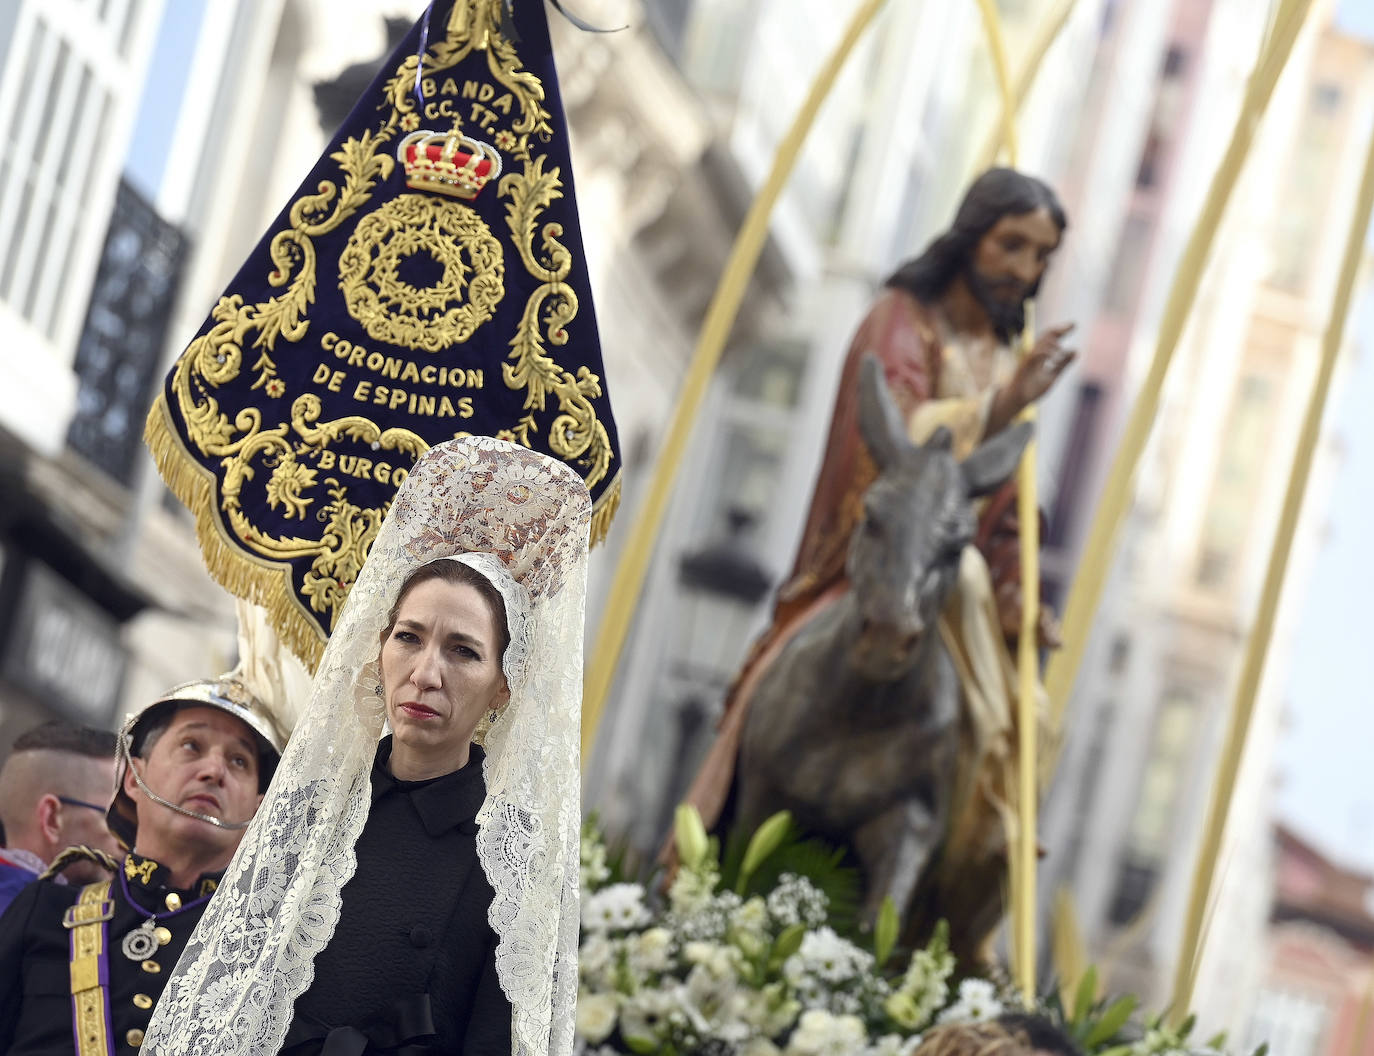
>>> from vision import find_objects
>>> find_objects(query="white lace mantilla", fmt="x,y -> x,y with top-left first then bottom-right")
143,437 -> 590,1056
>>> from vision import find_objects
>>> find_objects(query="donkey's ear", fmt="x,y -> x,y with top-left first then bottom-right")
962,421 -> 1032,497
857,356 -> 908,470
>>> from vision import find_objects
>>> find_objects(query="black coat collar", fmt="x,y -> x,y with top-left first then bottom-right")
372,736 -> 487,838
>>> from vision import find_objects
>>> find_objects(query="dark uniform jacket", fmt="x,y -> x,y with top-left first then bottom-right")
0,852 -> 222,1056
282,738 -> 511,1055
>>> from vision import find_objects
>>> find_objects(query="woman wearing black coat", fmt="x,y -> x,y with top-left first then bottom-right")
144,439 -> 591,1056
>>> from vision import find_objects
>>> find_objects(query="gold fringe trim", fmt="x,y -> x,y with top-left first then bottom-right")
145,395 -> 329,673
148,394 -> 622,670
589,471 -> 621,548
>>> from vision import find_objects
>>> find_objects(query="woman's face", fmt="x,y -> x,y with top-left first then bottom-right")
380,576 -> 509,775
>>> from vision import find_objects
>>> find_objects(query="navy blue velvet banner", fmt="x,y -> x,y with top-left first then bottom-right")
147,0 -> 619,666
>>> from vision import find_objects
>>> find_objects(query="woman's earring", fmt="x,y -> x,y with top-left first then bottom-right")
375,684 -> 384,696
488,708 -> 500,724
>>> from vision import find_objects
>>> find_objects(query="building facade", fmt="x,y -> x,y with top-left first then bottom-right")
1244,826 -> 1374,1056
1039,0 -> 1374,1030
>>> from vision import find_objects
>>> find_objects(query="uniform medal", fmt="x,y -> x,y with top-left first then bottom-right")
121,917 -> 172,962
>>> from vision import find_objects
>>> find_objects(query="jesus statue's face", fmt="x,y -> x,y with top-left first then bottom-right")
964,207 -> 1061,336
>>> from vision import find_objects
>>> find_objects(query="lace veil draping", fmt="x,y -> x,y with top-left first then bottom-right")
142,436 -> 591,1056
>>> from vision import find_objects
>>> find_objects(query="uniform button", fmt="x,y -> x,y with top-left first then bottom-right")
154,926 -> 172,946
164,893 -> 182,911
126,1028 -> 145,1047
408,925 -> 433,948
133,993 -> 153,1009
141,959 -> 161,974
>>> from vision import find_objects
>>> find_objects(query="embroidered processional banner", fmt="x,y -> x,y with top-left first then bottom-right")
146,0 -> 619,668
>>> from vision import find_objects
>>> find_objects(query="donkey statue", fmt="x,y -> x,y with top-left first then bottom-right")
734,356 -> 1031,944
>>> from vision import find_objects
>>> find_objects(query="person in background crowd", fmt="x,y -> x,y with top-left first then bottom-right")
0,720 -> 121,913
0,677 -> 286,1056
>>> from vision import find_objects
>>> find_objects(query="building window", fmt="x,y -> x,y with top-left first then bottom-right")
1195,374 -> 1272,591
1106,215 -> 1150,312
643,0 -> 695,63
729,338 -> 809,409
1099,0 -> 1120,37
1135,132 -> 1162,188
1108,689 -> 1197,923
1313,82 -> 1342,115
1108,855 -> 1158,925
1107,633 -> 1130,675
1047,382 -> 1102,547
119,0 -> 143,57
1195,547 -> 1229,589
1244,989 -> 1328,1056
67,179 -> 188,485
0,14 -> 119,341
1060,699 -> 1116,885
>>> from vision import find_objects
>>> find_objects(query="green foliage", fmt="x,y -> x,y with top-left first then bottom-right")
737,810 -> 793,893
1042,964 -> 1138,1053
1074,965 -> 1100,1022
675,805 -> 710,871
770,922 -> 807,969
1084,996 -> 1139,1048
874,896 -> 900,968
719,819 -> 861,935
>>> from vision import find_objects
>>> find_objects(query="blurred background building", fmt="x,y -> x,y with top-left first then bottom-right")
0,0 -> 1371,1044
1245,824 -> 1374,1056
1038,0 -> 1374,1034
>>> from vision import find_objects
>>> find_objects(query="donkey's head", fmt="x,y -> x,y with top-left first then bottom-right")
847,357 -> 1031,680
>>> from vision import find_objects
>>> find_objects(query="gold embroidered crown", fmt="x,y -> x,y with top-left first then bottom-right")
396,129 -> 503,200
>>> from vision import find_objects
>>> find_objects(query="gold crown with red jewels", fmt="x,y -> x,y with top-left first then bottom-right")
396,129 -> 503,200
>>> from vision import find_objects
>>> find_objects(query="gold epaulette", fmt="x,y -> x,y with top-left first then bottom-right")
40,846 -> 121,881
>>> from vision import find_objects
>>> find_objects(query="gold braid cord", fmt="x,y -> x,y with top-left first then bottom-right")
41,846 -> 121,881
146,0 -> 617,669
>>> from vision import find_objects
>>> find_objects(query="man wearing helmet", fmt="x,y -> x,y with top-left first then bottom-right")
0,676 -> 286,1056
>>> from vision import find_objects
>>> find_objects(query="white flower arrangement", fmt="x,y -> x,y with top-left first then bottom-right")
583,882 -> 655,934
937,979 -> 1004,1025
575,810 -> 1257,1056
574,808 -> 968,1056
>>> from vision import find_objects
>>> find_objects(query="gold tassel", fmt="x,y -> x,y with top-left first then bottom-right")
144,396 -> 328,673
589,473 -> 622,548
147,392 -> 618,670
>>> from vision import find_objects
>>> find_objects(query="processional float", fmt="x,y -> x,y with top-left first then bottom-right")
142,0 -> 1370,1043
578,0 -> 1361,1026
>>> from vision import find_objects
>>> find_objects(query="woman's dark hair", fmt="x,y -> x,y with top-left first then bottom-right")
886,167 -> 1068,339
385,559 -> 510,660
